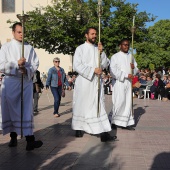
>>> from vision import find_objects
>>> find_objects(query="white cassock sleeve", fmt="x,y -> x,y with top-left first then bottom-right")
73,47 -> 95,81
0,47 -> 18,75
25,47 -> 39,80
100,52 -> 110,69
110,55 -> 127,82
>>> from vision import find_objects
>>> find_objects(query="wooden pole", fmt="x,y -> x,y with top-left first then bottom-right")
17,0 -> 29,138
97,0 -> 102,117
131,16 -> 136,116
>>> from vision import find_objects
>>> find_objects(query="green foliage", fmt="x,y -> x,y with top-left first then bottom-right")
136,20 -> 170,69
8,0 -> 157,63
149,63 -> 155,71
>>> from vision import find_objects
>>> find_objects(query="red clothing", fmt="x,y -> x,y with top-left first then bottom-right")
132,76 -> 138,85
154,80 -> 158,87
57,70 -> 62,86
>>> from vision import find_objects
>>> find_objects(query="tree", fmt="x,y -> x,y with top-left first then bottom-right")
135,20 -> 170,69
101,0 -> 155,57
8,0 -> 155,58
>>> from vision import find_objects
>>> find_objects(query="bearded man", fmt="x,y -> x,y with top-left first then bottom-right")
71,27 -> 115,142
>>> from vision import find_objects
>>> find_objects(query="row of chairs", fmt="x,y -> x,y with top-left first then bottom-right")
137,85 -> 162,100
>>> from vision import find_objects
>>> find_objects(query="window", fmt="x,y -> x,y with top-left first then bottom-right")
2,0 -> 15,13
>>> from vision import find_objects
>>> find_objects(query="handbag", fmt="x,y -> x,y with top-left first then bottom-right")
133,82 -> 141,88
61,89 -> 65,97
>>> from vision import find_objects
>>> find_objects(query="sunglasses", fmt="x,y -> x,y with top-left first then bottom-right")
121,44 -> 129,46
54,61 -> 60,63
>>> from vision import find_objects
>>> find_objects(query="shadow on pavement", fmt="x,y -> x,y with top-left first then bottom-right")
38,105 -> 54,112
0,117 -> 78,170
60,101 -> 72,106
60,108 -> 72,116
34,107 -> 72,117
150,152 -> 170,170
134,106 -> 146,127
0,118 -> 120,170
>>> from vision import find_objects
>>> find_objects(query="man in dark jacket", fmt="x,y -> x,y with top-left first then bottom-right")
33,70 -> 44,113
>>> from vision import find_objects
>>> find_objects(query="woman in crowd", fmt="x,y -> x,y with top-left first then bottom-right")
46,57 -> 71,117
162,75 -> 170,101
150,73 -> 165,100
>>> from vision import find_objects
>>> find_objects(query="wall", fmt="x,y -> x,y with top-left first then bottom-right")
0,0 -> 72,74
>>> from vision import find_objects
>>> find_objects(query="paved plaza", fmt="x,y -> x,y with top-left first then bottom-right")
0,90 -> 170,170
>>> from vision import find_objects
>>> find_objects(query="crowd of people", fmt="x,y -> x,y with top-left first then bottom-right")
0,23 -> 170,153
132,68 -> 170,101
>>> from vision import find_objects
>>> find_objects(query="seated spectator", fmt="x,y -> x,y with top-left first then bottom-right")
132,75 -> 140,97
166,75 -> 170,84
132,74 -> 148,98
144,68 -> 151,77
139,74 -> 147,84
103,74 -> 111,94
138,76 -> 153,99
162,75 -> 168,86
162,75 -> 170,101
150,74 -> 165,99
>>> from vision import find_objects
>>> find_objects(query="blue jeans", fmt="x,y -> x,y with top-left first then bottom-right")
50,86 -> 62,114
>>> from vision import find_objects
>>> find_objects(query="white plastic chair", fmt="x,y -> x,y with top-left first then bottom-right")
158,94 -> 161,100
107,87 -> 111,94
142,85 -> 151,99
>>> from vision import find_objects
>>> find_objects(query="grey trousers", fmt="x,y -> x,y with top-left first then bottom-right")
33,92 -> 39,111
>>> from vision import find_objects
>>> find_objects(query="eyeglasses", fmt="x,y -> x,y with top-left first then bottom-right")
122,44 -> 129,46
54,61 -> 60,63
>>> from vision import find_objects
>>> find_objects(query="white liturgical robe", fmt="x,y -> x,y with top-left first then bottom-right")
0,101 -> 1,130
72,42 -> 111,134
0,39 -> 39,136
110,51 -> 137,127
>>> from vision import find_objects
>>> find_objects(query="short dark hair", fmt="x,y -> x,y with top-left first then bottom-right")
12,22 -> 22,32
156,73 -> 161,79
119,38 -> 130,46
85,27 -> 97,34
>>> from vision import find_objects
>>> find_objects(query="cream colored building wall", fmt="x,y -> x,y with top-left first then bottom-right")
0,0 -> 72,74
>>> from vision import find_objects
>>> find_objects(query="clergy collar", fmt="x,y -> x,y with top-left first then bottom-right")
12,38 -> 22,45
85,41 -> 96,47
120,51 -> 130,55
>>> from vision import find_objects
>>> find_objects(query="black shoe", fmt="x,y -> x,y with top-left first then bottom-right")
100,132 -> 117,142
8,138 -> 17,147
26,140 -> 43,151
34,110 -> 39,113
139,95 -> 144,99
26,135 -> 43,151
8,132 -> 17,147
111,124 -> 117,130
75,130 -> 83,137
100,132 -> 107,142
122,126 -> 135,130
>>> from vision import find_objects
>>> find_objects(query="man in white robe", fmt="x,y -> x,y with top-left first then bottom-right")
110,38 -> 138,130
0,22 -> 43,150
72,27 -> 115,142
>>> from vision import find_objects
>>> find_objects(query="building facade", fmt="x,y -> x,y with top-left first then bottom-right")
0,0 -> 72,75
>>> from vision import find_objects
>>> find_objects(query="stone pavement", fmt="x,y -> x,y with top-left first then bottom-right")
0,90 -> 170,170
